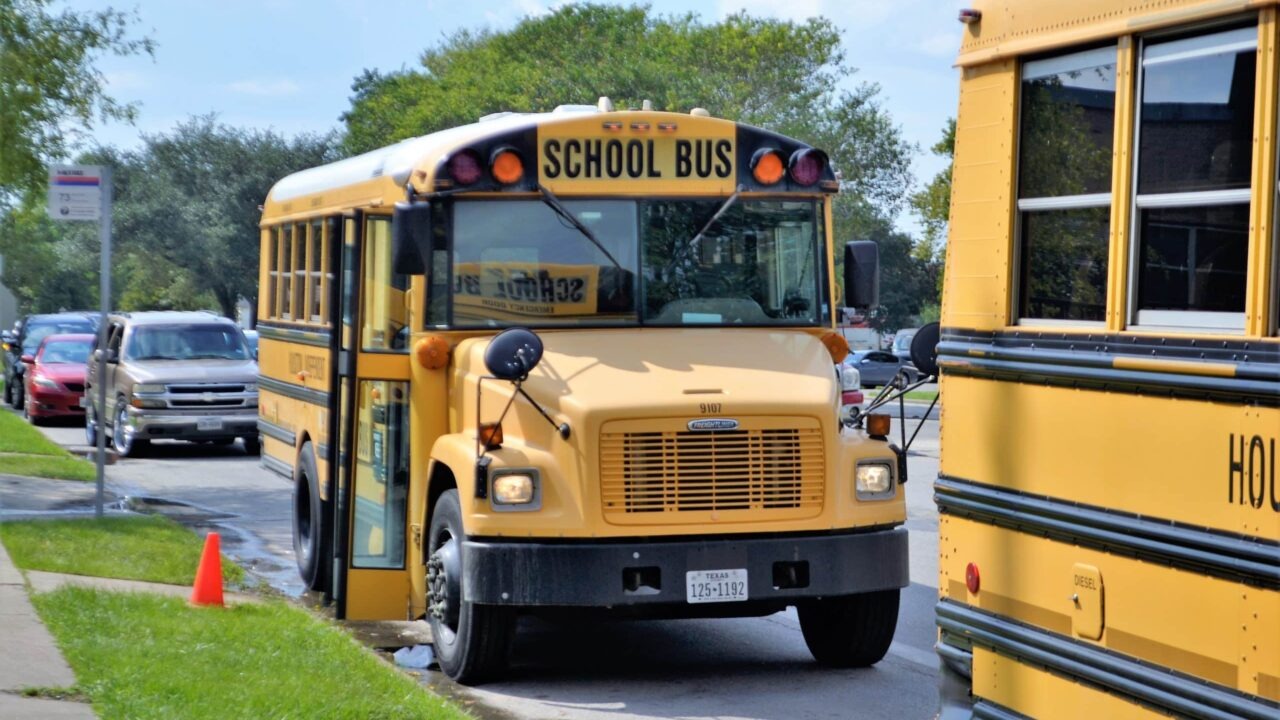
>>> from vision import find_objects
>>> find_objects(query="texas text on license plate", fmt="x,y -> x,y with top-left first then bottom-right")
197,417 -> 223,431
685,569 -> 748,604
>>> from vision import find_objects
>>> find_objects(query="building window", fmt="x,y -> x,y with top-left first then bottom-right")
1132,25 -> 1256,330
1016,46 -> 1116,323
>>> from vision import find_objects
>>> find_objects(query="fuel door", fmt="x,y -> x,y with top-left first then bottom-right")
1070,563 -> 1104,640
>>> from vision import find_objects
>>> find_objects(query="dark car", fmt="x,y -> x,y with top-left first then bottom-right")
841,350 -> 917,388
22,333 -> 94,425
3,313 -> 98,410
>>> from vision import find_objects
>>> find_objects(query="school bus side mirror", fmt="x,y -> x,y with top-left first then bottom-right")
392,201 -> 431,275
910,321 -> 941,378
843,240 -> 879,311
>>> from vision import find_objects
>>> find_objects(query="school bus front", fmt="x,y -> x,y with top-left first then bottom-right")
259,105 -> 909,684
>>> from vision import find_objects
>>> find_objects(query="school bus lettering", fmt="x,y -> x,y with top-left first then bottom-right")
541,138 -> 731,180
453,268 -> 588,304
674,139 -> 732,179
1229,433 -> 1278,511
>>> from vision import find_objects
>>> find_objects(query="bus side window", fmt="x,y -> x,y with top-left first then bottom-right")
361,216 -> 410,351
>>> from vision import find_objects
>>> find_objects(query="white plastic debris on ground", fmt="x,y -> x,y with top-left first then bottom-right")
393,644 -> 435,669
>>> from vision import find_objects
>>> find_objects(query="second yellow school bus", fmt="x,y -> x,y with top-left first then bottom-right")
938,2 -> 1279,718
257,100 -> 909,683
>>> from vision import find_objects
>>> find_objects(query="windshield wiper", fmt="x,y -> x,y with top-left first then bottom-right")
537,185 -> 624,272
682,186 -> 742,255
133,354 -> 182,361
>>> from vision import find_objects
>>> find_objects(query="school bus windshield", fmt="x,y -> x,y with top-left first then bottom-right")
448,198 -> 824,328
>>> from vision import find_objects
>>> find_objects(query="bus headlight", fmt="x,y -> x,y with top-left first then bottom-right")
855,462 -> 894,500
492,469 -> 540,509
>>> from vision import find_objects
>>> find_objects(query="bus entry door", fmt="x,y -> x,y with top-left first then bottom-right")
339,213 -> 414,620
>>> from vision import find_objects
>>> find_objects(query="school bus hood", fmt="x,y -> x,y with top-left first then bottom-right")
455,328 -> 838,428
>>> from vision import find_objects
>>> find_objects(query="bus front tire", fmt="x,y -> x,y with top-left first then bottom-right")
797,589 -> 900,667
427,489 -> 515,685
291,442 -> 330,592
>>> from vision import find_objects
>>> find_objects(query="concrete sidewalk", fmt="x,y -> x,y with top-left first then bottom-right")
0,540 -> 96,719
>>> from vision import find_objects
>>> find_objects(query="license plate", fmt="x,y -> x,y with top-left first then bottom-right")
197,417 -> 223,431
686,569 -> 748,604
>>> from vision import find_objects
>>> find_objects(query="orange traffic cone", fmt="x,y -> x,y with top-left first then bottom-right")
190,532 -> 224,607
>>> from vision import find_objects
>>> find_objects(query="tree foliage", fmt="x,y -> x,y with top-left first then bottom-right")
0,0 -> 153,193
909,118 -> 954,262
0,118 -> 339,317
343,3 -> 925,327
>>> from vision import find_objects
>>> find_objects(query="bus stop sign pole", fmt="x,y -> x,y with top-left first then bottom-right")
47,165 -> 110,519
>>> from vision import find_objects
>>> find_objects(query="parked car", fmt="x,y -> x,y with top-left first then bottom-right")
891,328 -> 918,362
84,311 -> 260,457
837,362 -> 864,423
242,329 -> 259,360
22,333 -> 95,425
842,350 -> 918,388
3,312 -> 98,411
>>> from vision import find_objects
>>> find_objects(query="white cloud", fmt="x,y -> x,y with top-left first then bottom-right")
227,78 -> 302,97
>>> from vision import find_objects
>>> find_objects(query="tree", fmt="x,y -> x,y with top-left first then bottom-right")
909,118 -> 954,263
343,5 -> 913,219
0,0 -> 153,193
0,118 -> 340,317
114,117 -> 341,318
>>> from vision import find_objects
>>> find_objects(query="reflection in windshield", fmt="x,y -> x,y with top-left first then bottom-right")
24,323 -> 94,352
449,199 -> 822,327
125,325 -> 249,361
39,340 -> 92,364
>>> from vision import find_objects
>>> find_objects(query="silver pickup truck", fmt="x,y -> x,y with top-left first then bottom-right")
84,311 -> 260,457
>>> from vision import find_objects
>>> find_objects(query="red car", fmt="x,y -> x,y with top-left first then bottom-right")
22,333 -> 94,424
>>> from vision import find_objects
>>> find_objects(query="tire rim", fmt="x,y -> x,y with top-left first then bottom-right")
113,404 -> 131,455
427,530 -> 461,641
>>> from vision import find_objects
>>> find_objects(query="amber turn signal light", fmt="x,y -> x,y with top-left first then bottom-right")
820,331 -> 850,364
479,421 -> 503,450
866,413 -> 891,438
490,149 -> 524,185
750,148 -> 785,185
414,335 -> 450,371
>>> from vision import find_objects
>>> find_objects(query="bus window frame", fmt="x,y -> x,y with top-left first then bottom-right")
1126,20 -> 1259,334
433,195 -> 830,331
1012,43 -> 1119,328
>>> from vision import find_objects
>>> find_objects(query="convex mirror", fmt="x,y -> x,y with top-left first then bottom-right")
484,327 -> 544,381
910,322 -> 941,378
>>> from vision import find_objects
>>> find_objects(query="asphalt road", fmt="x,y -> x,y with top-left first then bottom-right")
26,410 -> 943,720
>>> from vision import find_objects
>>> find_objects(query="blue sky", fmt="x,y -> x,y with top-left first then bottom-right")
73,0 -> 964,229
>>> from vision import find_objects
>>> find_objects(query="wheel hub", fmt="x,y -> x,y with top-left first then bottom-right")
426,537 -> 460,630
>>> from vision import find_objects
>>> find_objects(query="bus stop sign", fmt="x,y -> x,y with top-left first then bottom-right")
47,165 -> 103,221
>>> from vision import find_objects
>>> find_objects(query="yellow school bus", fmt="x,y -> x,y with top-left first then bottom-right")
257,99 -> 909,683
937,2 -> 1280,718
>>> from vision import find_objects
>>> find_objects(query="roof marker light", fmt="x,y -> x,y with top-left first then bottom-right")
958,8 -> 981,24
631,122 -> 651,131
602,121 -> 623,132
658,122 -> 678,132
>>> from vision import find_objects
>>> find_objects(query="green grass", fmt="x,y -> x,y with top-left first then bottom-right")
0,453 -> 96,481
0,407 -> 97,481
34,587 -> 470,720
0,516 -> 244,586
0,409 -> 75,455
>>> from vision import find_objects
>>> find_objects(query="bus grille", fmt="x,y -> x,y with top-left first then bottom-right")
600,424 -> 824,523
